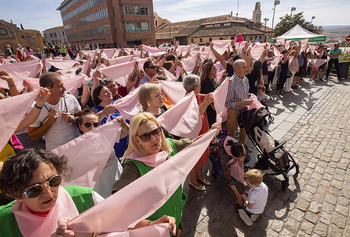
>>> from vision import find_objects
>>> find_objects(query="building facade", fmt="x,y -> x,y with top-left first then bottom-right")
57,0 -> 156,49
43,26 -> 68,45
0,20 -> 44,55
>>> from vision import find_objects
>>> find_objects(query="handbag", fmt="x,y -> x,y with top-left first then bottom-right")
254,126 -> 275,153
286,70 -> 293,78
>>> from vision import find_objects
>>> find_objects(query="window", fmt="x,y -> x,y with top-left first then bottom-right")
191,39 -> 194,43
220,37 -> 225,40
125,22 -> 150,32
123,5 -> 149,15
54,32 -> 57,37
200,38 -> 202,42
155,20 -> 157,27
224,23 -> 231,26
44,33 -> 46,38
62,31 -> 65,36
209,38 -> 212,42
214,24 -> 220,27
231,37 -> 235,40
52,40 -> 55,44
206,25 -> 213,28
58,32 -> 61,37
64,8 -> 108,30
50,33 -> 53,38
62,0 -> 106,23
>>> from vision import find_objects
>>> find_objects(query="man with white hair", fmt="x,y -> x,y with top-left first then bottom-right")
225,59 -> 253,144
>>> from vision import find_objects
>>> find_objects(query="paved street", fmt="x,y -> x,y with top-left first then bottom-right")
182,76 -> 350,237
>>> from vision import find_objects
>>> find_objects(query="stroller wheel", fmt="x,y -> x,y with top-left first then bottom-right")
268,115 -> 274,122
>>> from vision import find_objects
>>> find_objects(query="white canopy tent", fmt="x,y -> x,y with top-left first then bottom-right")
274,24 -> 326,43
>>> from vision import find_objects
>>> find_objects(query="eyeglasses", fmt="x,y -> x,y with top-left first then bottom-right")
138,127 -> 162,142
23,174 -> 62,199
148,66 -> 156,69
83,122 -> 100,128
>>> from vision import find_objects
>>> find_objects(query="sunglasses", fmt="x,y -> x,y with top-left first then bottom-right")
138,127 -> 161,142
23,174 -> 62,199
83,122 -> 100,128
148,66 -> 156,69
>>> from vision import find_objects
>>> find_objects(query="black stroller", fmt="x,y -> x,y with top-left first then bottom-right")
238,107 -> 299,190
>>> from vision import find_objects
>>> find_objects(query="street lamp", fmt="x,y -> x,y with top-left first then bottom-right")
291,7 -> 296,16
263,18 -> 269,42
311,16 -> 315,23
271,0 -> 280,32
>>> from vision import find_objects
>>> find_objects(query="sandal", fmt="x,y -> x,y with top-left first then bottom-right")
189,180 -> 206,191
197,178 -> 212,186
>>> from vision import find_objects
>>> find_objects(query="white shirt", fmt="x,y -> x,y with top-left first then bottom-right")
245,182 -> 268,214
30,94 -> 81,150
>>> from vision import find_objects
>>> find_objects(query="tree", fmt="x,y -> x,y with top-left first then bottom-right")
274,12 -> 323,37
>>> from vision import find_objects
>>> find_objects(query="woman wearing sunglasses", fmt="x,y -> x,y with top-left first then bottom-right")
112,112 -> 221,236
0,148 -> 177,236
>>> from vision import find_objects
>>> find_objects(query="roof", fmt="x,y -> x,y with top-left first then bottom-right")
191,25 -> 263,38
44,26 -> 64,31
278,24 -> 325,38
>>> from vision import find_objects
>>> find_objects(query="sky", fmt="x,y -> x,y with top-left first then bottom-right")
0,0 -> 349,33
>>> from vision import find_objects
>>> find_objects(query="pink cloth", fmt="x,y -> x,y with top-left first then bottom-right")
247,94 -> 265,110
163,68 -> 178,82
214,70 -> 226,85
100,61 -> 136,87
276,38 -> 286,45
67,129 -> 217,233
134,58 -> 148,69
175,65 -> 181,79
308,59 -> 328,69
104,49 -> 117,59
176,45 -> 191,55
0,60 -> 42,91
98,224 -> 170,237
288,57 -> 299,72
51,120 -> 120,187
307,45 -> 317,55
299,38 -> 309,54
142,45 -> 161,54
212,78 -> 229,123
224,136 -> 246,185
12,186 -> 79,237
181,55 -> 198,74
127,151 -> 168,168
0,91 -> 37,152
109,56 -> 133,66
113,87 -> 142,120
212,40 -> 231,55
236,34 -> 244,43
157,92 -> 202,139
250,47 -> 265,61
82,54 -> 92,75
45,59 -> 76,70
235,41 -> 248,55
57,65 -> 84,76
157,80 -> 186,104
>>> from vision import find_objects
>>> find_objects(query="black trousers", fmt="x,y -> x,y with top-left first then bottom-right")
326,58 -> 340,78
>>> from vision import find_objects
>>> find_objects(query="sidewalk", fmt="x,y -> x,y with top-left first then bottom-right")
181,75 -> 350,237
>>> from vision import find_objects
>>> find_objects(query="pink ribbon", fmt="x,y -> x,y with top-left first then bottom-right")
157,92 -> 202,139
51,120 -> 120,188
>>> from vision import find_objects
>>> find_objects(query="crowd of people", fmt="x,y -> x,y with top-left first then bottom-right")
0,38 -> 343,236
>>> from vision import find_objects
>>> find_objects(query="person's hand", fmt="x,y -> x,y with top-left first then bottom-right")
150,75 -> 158,83
62,110 -> 75,123
92,70 -> 101,79
211,122 -> 221,134
209,42 -> 214,50
175,61 -> 182,67
203,94 -> 214,106
151,215 -> 177,236
51,217 -> 91,237
35,88 -> 51,107
0,69 -> 14,83
244,191 -> 249,195
102,104 -> 116,115
236,193 -> 244,206
115,116 -> 129,134
242,194 -> 247,199
243,99 -> 254,106
47,108 -> 59,124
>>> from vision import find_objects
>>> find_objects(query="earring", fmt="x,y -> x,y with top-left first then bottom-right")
147,103 -> 151,107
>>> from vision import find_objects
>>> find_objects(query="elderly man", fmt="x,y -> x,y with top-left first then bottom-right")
325,43 -> 342,81
139,60 -> 157,85
28,72 -> 81,150
225,59 -> 253,144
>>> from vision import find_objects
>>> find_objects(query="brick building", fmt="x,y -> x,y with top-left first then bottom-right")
43,26 -> 68,45
57,0 -> 156,49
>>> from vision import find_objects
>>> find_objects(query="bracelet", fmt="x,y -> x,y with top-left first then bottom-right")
34,104 -> 43,109
9,83 -> 16,87
147,220 -> 152,226
210,48 -> 214,51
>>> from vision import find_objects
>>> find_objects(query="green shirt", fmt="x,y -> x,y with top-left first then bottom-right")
329,48 -> 342,59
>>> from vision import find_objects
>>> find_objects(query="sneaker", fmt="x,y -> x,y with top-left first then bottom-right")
238,209 -> 253,226
251,214 -> 259,221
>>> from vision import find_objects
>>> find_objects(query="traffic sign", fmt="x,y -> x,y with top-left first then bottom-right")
346,35 -> 350,41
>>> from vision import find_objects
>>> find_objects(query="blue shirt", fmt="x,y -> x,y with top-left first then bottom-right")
139,74 -> 151,85
329,48 -> 342,59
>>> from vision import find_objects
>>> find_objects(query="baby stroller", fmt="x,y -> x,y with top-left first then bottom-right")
238,107 -> 299,190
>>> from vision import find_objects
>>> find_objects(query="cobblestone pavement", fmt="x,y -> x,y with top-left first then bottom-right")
181,76 -> 350,237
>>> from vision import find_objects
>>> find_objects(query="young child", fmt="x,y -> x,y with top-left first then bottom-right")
237,169 -> 268,226
257,86 -> 270,107
309,55 -> 320,81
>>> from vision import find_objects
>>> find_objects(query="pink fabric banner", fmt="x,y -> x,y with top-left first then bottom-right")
276,38 -> 286,45
157,80 -> 186,104
157,92 -> 202,139
175,66 -> 182,79
308,59 -> 328,69
214,70 -> 226,85
99,224 -> 170,237
181,55 -> 198,74
199,51 -> 210,62
288,57 -> 299,72
142,45 -> 161,54
235,41 -> 248,55
81,50 -> 96,58
109,56 -> 133,66
163,69 -> 178,82
104,49 -> 117,59
134,58 -> 148,69
82,54 -> 92,75
212,78 -> 229,123
268,55 -> 281,72
307,45 -> 317,55
299,38 -> 309,53
176,45 -> 191,55
113,87 -> 142,121
51,120 -> 120,188
45,59 -> 76,70
0,91 -> 37,152
285,40 -> 292,50
250,47 -> 265,61
0,60 -> 42,91
100,61 -> 136,87
67,129 -> 217,233
212,40 -> 231,55
12,186 -> 79,237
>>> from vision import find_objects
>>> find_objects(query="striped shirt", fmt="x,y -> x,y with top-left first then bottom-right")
225,73 -> 249,110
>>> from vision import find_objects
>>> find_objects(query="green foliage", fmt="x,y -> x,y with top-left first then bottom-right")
339,51 -> 350,62
274,12 -> 323,37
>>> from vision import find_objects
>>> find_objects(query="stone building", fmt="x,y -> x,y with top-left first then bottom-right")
43,26 -> 68,45
57,0 -> 156,49
155,2 -> 272,45
0,20 -> 44,55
